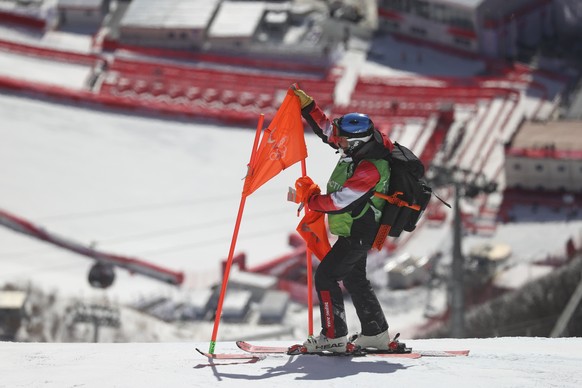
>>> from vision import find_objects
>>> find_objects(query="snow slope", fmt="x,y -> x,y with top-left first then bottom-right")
0,92 -> 333,300
1,338 -> 581,388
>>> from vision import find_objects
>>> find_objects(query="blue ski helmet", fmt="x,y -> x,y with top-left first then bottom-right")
333,113 -> 374,155
334,113 -> 374,139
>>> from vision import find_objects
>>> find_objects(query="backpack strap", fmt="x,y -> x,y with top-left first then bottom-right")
373,191 -> 421,211
432,191 -> 452,208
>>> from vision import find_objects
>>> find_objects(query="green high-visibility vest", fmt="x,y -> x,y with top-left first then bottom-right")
327,158 -> 390,237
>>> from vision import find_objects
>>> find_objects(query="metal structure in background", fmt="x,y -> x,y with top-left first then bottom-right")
427,165 -> 497,338
550,270 -> 582,337
71,303 -> 121,343
0,209 -> 184,286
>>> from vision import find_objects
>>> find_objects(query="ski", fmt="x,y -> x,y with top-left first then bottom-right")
236,341 -> 469,358
236,341 -> 287,353
196,347 -> 264,361
236,341 -> 422,358
416,349 -> 470,357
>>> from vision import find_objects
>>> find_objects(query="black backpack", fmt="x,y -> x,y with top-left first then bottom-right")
371,133 -> 437,250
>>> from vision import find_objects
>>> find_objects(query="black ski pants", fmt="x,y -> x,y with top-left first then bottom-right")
314,235 -> 388,339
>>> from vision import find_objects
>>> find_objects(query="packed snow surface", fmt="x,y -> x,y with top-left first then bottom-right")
1,337 -> 581,387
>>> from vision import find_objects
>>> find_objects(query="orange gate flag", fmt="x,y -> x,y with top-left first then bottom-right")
242,89 -> 307,197
296,210 -> 331,261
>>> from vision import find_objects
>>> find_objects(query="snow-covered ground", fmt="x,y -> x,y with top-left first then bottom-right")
1,338 -> 581,388
0,50 -> 92,88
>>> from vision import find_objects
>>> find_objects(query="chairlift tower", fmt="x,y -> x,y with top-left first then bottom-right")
428,166 -> 497,338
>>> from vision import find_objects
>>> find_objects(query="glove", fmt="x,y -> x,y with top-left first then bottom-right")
295,176 -> 320,204
290,83 -> 313,109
